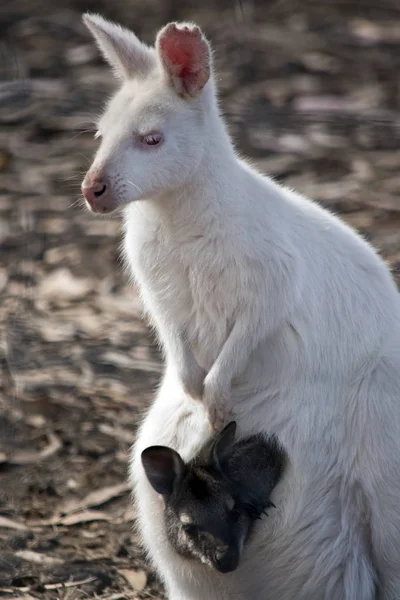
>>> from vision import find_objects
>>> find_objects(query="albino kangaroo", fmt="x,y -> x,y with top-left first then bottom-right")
142,421 -> 286,573
81,13 -> 400,600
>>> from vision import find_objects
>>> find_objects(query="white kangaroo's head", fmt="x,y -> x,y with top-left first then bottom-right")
81,14 -> 214,213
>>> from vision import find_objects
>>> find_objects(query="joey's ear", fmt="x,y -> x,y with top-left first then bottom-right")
156,22 -> 211,98
141,446 -> 186,497
210,421 -> 237,472
83,13 -> 155,79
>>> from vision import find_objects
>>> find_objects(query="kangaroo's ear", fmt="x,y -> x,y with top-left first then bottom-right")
141,446 -> 186,497
156,22 -> 211,98
83,13 -> 155,79
209,421 -> 237,472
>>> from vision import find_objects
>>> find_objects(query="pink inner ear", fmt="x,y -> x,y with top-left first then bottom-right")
158,25 -> 210,96
162,38 -> 193,78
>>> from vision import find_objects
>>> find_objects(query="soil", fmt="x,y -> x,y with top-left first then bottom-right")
0,0 -> 399,598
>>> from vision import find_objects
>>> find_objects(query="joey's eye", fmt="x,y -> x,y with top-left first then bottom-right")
230,501 -> 243,519
230,507 -> 241,520
182,524 -> 197,535
140,133 -> 163,147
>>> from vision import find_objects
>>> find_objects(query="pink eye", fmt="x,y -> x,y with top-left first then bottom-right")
140,133 -> 163,146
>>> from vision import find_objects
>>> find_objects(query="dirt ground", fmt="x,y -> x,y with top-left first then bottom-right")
0,0 -> 399,598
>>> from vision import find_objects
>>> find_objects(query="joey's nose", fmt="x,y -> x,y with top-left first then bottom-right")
81,180 -> 107,207
215,547 -> 239,573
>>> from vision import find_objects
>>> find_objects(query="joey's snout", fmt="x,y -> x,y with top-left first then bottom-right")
214,545 -> 240,573
81,171 -> 118,214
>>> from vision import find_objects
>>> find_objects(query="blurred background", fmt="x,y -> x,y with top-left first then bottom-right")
0,0 -> 399,598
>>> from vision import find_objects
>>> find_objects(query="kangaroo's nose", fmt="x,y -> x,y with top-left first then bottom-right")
81,180 -> 107,207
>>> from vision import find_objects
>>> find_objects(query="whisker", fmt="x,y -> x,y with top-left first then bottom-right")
59,173 -> 86,182
68,129 -> 96,142
128,180 -> 143,195
69,196 -> 85,209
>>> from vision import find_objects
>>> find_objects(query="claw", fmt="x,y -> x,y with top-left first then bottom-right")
207,404 -> 229,431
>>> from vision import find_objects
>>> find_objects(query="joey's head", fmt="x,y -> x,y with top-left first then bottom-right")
81,14 -> 214,214
141,422 -> 287,573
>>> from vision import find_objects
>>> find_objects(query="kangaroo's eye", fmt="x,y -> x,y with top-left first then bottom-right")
140,133 -> 163,146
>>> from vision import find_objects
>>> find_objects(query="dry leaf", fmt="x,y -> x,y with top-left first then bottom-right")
9,433 -> 62,465
38,268 -> 93,301
98,423 -> 134,444
58,510 -> 114,526
15,550 -> 64,566
44,577 -> 96,590
39,433 -> 62,459
101,351 -> 162,373
0,516 -> 28,531
5,596 -> 40,600
29,510 -> 114,527
118,569 -> 147,592
59,482 -> 130,515
363,192 -> 400,212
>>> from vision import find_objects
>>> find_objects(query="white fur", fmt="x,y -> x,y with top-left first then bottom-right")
82,15 -> 400,600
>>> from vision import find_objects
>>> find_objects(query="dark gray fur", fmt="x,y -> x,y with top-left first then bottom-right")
141,422 -> 286,573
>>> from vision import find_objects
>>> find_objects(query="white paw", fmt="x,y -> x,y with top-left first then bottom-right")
203,375 -> 232,430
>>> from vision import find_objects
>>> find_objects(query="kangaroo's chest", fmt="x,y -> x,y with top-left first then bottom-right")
124,212 -> 238,361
